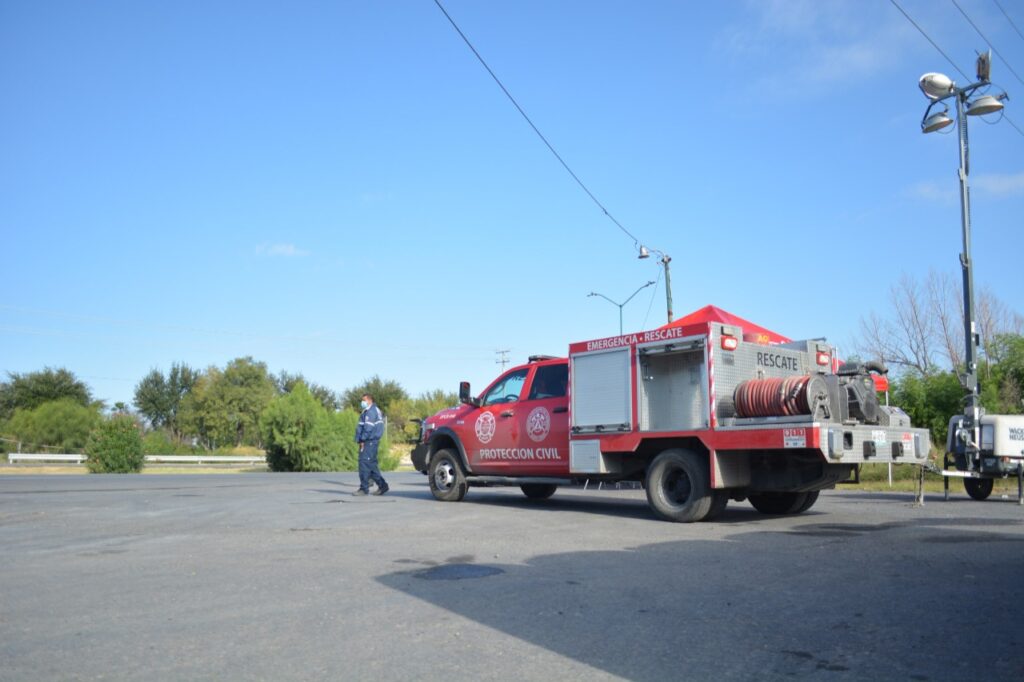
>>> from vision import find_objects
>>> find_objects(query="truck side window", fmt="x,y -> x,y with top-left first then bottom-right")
528,364 -> 568,400
482,369 -> 529,406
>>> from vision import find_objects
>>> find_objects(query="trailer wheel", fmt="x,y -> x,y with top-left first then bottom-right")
429,449 -> 468,502
645,449 -> 712,522
963,477 -> 993,501
748,492 -> 809,515
521,484 -> 557,500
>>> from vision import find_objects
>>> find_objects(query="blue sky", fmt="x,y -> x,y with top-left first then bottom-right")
2,0 -> 1022,408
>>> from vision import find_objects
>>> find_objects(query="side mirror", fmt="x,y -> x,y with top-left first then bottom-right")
459,381 -> 479,407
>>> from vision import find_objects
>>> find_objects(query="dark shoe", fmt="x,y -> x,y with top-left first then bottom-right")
352,489 -> 368,497
372,485 -> 389,496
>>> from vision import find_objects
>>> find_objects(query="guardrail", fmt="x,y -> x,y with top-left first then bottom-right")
7,453 -> 87,464
7,453 -> 266,466
144,455 -> 266,465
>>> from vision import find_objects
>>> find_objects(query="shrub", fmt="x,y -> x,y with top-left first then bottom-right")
262,384 -> 354,472
85,415 -> 144,473
5,399 -> 101,452
261,384 -> 397,472
141,429 -> 197,456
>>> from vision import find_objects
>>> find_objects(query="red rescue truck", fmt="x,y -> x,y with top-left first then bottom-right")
412,315 -> 931,522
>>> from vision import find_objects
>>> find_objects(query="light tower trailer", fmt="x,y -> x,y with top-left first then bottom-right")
944,414 -> 1024,504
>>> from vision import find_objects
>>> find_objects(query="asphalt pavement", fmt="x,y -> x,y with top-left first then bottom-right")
1,472 -> 1023,681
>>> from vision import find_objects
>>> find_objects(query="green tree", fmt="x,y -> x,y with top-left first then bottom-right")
343,375 -> 408,414
984,334 -> 1024,414
890,372 -> 965,450
391,389 -> 459,442
133,363 -> 198,436
275,371 -> 340,411
85,415 -> 144,473
177,358 -> 275,449
0,367 -> 93,421
5,399 -> 102,452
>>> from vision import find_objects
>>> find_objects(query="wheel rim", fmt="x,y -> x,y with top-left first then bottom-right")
434,460 -> 455,491
662,465 -> 692,507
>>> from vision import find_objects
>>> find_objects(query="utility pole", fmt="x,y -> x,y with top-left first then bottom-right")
495,349 -> 510,371
638,246 -> 674,324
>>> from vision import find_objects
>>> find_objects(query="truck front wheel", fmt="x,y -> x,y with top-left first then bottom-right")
645,449 -> 713,522
429,449 -> 468,502
964,477 -> 993,501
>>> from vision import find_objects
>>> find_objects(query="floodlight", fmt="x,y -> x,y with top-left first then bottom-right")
966,95 -> 1005,116
638,245 -> 650,259
919,72 -> 954,100
922,111 -> 954,133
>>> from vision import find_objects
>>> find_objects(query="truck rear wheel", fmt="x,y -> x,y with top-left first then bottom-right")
796,490 -> 820,513
429,449 -> 468,502
521,484 -> 557,500
748,492 -> 808,515
704,490 -> 729,521
964,477 -> 993,501
645,449 -> 712,522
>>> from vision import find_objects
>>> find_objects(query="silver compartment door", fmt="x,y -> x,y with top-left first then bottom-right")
571,348 -> 631,432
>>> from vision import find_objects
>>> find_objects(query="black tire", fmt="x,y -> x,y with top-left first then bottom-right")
964,477 -> 993,501
520,484 -> 557,500
795,490 -> 820,513
428,449 -> 468,502
645,449 -> 712,522
748,492 -> 809,515
704,490 -> 730,521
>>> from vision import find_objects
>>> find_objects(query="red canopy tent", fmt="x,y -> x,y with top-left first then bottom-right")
662,304 -> 791,344
660,304 -> 888,392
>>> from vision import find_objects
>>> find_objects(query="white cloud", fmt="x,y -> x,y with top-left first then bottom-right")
903,181 -> 957,205
905,173 -> 1024,204
717,0 -> 913,95
972,172 -> 1024,198
256,243 -> 310,257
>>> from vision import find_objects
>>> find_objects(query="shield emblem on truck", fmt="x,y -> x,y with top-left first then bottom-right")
526,407 -> 551,442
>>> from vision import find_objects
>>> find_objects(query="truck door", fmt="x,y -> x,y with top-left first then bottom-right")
467,368 -> 529,474
514,363 -> 570,475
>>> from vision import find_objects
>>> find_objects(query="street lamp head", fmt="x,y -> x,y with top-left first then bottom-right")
638,245 -> 650,259
922,110 -> 954,133
919,72 -> 955,100
966,94 -> 1005,116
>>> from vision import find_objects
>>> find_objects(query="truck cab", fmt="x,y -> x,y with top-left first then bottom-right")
411,356 -> 570,498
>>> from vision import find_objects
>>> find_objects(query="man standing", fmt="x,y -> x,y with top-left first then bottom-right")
353,393 -> 389,496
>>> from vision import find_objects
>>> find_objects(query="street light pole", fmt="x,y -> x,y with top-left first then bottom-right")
954,90 -> 981,441
638,246 -> 673,323
918,51 -> 1008,467
588,281 -> 656,335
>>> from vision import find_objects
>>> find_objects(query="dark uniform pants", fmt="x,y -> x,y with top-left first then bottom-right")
358,439 -> 386,491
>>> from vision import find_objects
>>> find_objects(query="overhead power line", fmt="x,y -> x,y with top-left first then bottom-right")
889,0 -> 970,80
952,0 -> 1024,86
993,0 -> 1024,44
431,0 -> 643,249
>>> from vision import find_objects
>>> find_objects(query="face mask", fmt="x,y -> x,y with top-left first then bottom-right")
360,400 -> 369,410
